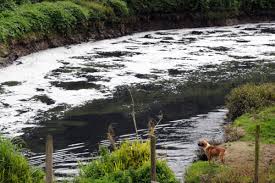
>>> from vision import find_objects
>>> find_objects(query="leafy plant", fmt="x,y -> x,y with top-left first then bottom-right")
226,83 -> 275,120
0,136 -> 44,183
75,140 -> 178,183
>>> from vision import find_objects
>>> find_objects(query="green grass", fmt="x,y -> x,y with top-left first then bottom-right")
234,106 -> 275,144
75,140 -> 178,183
1,0 -> 275,46
185,161 -> 223,183
0,136 -> 44,183
0,1 -> 89,43
185,161 -> 252,183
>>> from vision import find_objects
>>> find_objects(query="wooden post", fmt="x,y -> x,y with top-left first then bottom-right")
254,125 -> 260,183
150,134 -> 157,182
45,135 -> 53,183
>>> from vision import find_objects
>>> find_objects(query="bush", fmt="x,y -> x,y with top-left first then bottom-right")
0,0 -> 16,12
107,0 -> 129,17
134,161 -> 178,183
77,0 -> 115,21
0,136 -> 44,183
75,141 -> 178,183
226,83 -> 275,120
0,1 -> 89,43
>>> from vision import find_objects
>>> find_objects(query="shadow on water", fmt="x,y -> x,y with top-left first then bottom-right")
6,22 -> 274,181
21,59 -> 275,180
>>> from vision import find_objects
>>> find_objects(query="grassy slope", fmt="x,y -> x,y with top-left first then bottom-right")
234,106 -> 275,144
185,105 -> 275,183
1,0 -> 275,54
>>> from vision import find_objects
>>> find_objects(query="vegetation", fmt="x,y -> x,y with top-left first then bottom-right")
233,106 -> 275,144
185,161 -> 253,183
0,136 -> 44,183
75,141 -> 178,183
226,83 -> 275,120
1,0 -> 275,48
0,1 -> 89,43
185,84 -> 275,183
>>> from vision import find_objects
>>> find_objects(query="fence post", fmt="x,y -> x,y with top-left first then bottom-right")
254,125 -> 260,183
45,135 -> 53,183
150,133 -> 157,182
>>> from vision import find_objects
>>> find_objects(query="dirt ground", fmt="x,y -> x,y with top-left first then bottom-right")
223,141 -> 275,180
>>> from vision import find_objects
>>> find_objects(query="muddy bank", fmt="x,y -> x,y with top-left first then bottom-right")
1,12 -> 275,66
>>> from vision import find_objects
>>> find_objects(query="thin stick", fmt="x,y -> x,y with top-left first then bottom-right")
128,88 -> 139,139
254,125 -> 260,183
45,135 -> 53,183
150,133 -> 157,182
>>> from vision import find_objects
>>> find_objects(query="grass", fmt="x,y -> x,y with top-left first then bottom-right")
1,0 -> 275,47
0,1 -> 89,43
185,83 -> 275,183
185,161 -> 253,183
0,136 -> 44,183
75,140 -> 178,183
234,106 -> 275,144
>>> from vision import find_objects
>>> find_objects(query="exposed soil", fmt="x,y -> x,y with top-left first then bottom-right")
224,141 -> 275,177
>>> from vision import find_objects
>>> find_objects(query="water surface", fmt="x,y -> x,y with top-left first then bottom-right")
0,22 -> 275,181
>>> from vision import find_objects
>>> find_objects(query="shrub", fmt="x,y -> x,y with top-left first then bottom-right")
75,141 -> 178,183
0,136 -> 44,183
226,83 -> 275,120
107,0 -> 129,17
0,1 -> 89,43
134,161 -> 178,183
77,0 -> 115,21
0,0 -> 16,12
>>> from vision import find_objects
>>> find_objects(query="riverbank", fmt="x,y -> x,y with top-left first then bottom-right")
1,0 -> 275,66
184,83 -> 275,183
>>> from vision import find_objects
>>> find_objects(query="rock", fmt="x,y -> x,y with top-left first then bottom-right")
168,69 -> 185,75
31,95 -> 55,105
51,81 -> 101,90
190,30 -> 204,35
36,88 -> 45,91
0,57 -> 8,66
1,81 -> 22,86
209,46 -> 230,52
135,73 -> 158,79
261,28 -> 275,34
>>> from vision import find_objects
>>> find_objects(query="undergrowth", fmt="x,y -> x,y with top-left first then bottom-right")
1,0 -> 275,46
74,140 -> 178,183
0,136 -> 44,183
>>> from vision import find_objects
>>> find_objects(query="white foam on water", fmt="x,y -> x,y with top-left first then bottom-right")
0,22 -> 275,136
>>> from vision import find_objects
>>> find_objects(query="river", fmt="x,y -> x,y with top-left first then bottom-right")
0,22 -> 275,182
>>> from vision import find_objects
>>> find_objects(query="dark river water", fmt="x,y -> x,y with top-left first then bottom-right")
0,22 -> 275,182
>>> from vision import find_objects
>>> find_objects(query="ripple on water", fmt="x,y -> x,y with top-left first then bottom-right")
0,22 -> 275,181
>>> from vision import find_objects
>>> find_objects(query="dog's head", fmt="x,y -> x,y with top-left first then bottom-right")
197,139 -> 209,148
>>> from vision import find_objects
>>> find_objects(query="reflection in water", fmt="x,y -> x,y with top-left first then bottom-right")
26,108 -> 227,181
0,22 -> 275,182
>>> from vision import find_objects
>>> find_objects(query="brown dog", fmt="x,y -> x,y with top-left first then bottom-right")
198,139 -> 225,164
